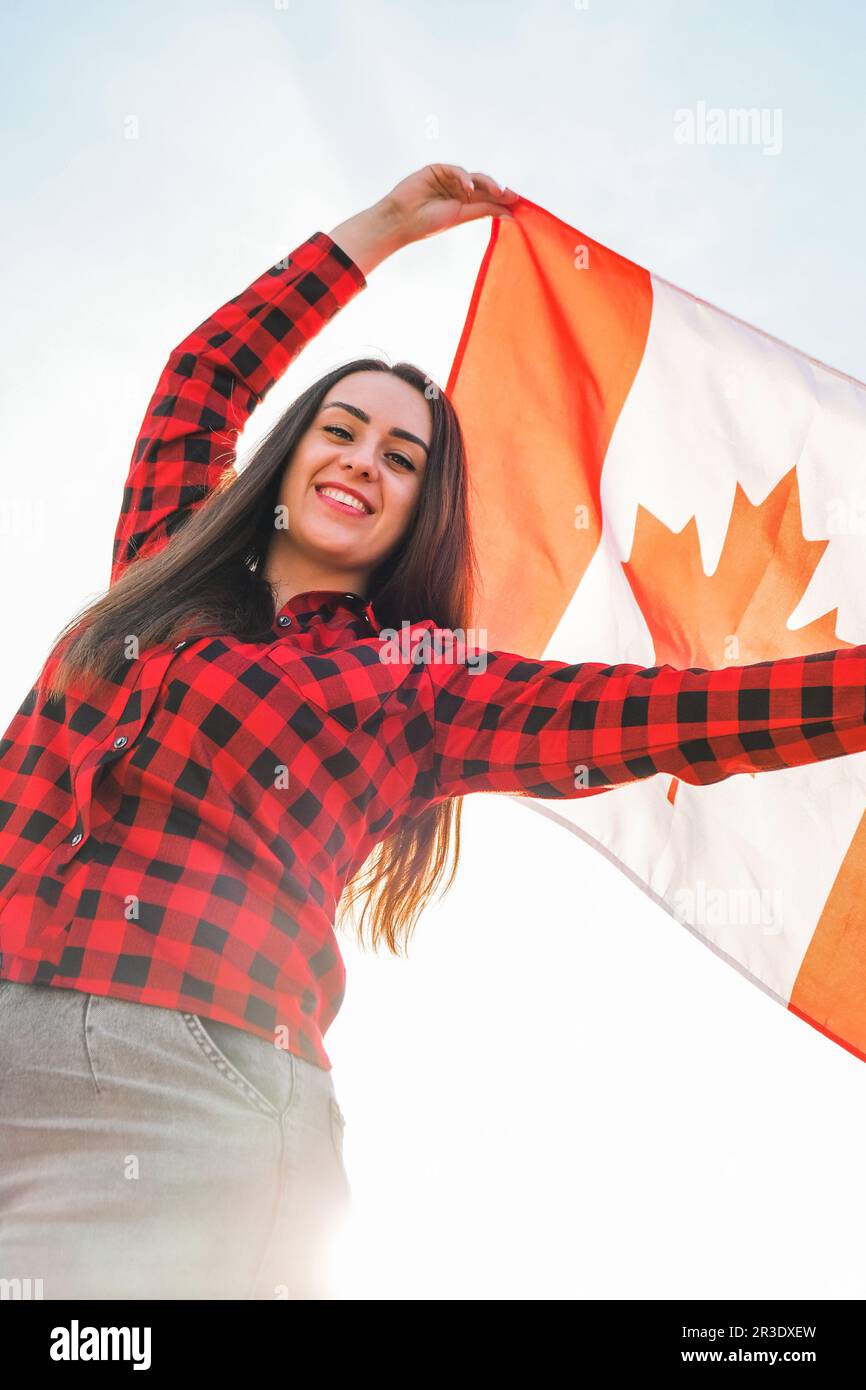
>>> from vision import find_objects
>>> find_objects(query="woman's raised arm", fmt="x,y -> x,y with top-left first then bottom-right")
110,166 -> 516,589
109,231 -> 368,585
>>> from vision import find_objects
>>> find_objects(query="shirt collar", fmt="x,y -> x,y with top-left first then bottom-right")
273,589 -> 382,636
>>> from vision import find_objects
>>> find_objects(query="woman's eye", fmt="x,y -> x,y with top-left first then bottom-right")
323,424 -> 415,471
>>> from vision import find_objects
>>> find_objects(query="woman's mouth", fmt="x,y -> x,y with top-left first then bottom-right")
314,485 -> 373,518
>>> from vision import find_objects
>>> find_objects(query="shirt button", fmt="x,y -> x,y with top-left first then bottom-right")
70,831 -> 83,845
278,615 -> 292,627
113,735 -> 128,749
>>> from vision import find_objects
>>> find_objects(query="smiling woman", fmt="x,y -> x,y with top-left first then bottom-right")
0,164 -> 517,1299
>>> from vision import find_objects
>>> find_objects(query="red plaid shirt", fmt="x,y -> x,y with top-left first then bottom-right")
2,230 -> 866,1069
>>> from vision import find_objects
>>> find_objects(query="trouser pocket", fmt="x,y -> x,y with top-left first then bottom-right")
182,1014 -> 295,1119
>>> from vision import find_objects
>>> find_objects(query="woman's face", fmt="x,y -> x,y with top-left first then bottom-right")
270,371 -> 432,593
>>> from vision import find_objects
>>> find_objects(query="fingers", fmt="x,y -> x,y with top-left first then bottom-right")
432,164 -> 518,206
456,199 -> 517,225
433,164 -> 476,200
467,171 -> 520,205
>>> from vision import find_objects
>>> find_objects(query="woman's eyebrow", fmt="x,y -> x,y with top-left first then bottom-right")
321,400 -> 430,456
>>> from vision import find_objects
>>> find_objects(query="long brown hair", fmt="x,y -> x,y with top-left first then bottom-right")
37,358 -> 480,956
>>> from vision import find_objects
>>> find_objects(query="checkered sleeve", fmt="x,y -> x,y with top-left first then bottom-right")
110,231 -> 367,584
417,636 -> 866,802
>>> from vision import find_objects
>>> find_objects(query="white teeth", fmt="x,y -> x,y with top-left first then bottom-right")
317,486 -> 370,514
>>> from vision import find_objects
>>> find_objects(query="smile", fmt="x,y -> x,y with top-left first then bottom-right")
314,485 -> 373,517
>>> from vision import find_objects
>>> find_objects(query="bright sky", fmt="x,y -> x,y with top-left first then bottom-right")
4,0 -> 866,1299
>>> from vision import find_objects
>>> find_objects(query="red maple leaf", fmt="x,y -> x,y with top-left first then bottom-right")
621,466 -> 852,804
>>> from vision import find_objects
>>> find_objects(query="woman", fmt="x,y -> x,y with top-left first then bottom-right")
1,164 -> 865,1301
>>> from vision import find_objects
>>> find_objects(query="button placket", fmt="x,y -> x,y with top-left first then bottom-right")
59,641 -> 179,864
65,728 -> 131,854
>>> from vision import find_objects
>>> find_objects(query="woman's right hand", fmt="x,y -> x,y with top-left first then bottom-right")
377,164 -> 519,245
328,164 -> 519,278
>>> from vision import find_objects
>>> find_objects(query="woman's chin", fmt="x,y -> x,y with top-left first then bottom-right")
290,525 -> 371,566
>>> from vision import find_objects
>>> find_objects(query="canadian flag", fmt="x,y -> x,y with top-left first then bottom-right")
447,195 -> 866,1064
